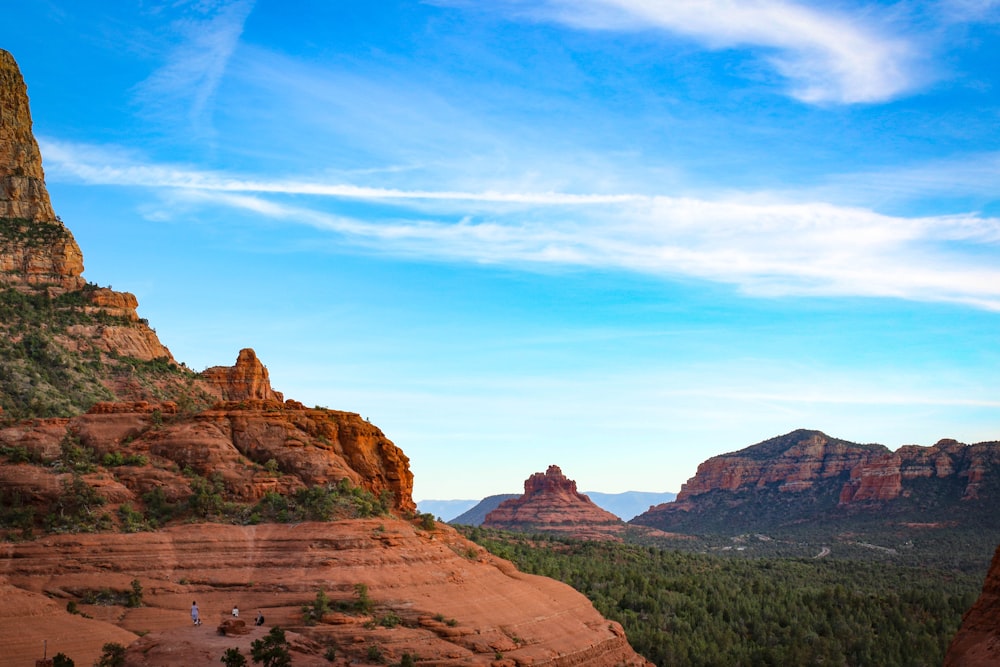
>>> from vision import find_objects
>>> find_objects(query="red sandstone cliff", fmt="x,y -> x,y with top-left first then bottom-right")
483,465 -> 628,541
633,430 -> 1000,533
0,521 -> 650,667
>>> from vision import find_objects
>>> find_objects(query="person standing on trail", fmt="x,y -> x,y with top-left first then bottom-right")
191,601 -> 202,626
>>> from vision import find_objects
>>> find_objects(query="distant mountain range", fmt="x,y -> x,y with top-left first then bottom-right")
418,489 -> 676,523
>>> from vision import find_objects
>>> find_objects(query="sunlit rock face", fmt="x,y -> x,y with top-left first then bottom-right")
0,521 -> 651,667
0,49 -> 84,291
484,464 -> 629,541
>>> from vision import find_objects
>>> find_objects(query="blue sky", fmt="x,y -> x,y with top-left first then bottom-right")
4,1 -> 999,501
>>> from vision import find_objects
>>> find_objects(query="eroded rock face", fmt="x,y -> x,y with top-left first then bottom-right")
945,545 -> 1000,666
484,465 -> 627,541
200,348 -> 284,402
0,521 -> 651,667
633,430 -> 1000,532
0,398 -> 415,514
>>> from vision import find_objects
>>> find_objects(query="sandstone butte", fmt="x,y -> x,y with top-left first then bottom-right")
483,465 -> 629,542
0,49 -> 652,667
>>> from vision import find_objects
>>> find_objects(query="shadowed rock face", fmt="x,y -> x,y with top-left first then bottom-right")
484,465 -> 627,540
945,545 -> 1000,666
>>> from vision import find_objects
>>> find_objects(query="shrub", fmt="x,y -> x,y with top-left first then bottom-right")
302,589 -> 330,626
418,513 -> 436,531
221,647 -> 248,667
52,653 -> 75,667
250,626 -> 291,667
118,503 -> 150,533
354,583 -> 373,614
127,579 -> 143,608
95,642 -> 126,667
366,644 -> 384,663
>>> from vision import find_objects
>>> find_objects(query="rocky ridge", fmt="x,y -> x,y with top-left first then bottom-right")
0,49 -> 650,666
633,429 -> 1000,536
483,466 -> 629,541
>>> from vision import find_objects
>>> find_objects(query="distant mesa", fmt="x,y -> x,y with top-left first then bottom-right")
630,428 -> 1000,537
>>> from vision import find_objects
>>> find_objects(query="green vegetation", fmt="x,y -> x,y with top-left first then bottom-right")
94,642 -> 126,667
461,527 -> 982,667
52,653 -> 74,667
302,589 -> 331,626
251,480 -> 392,524
250,626 -> 292,667
366,644 -> 385,663
0,278 -> 213,420
221,647 -> 248,667
127,578 -> 143,608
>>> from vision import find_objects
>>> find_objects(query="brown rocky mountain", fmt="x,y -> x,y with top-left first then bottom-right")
483,465 -> 630,541
0,50 -> 651,666
631,429 -> 1000,566
946,544 -> 1000,666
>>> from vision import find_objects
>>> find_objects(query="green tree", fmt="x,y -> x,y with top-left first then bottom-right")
127,578 -> 143,608
95,642 -> 126,667
52,653 -> 75,667
250,626 -> 291,667
221,647 -> 248,667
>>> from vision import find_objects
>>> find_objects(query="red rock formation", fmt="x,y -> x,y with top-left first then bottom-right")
484,465 -> 627,541
0,521 -> 651,667
0,398 -> 415,514
945,544 -> 1000,666
672,430 -> 886,505
634,430 -> 1000,532
200,348 -> 284,402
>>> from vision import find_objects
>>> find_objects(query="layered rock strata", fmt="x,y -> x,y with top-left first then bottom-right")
0,521 -> 650,667
633,429 -> 1000,531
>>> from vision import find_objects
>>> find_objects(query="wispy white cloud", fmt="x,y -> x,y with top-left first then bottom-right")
482,0 -> 924,104
133,0 -> 255,135
39,138 -> 1000,310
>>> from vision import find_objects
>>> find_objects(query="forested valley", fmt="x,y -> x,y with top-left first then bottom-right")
459,526 -> 985,667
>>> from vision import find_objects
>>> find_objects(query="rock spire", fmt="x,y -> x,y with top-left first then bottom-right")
0,48 -> 84,290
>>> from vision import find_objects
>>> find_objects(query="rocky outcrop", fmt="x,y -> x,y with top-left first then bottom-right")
0,397 -> 415,514
840,439 -> 1000,503
483,465 -> 627,541
670,430 -> 887,503
200,348 -> 284,402
1,48 -> 185,418
632,430 -> 1000,534
945,545 -> 1000,666
0,521 -> 651,667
